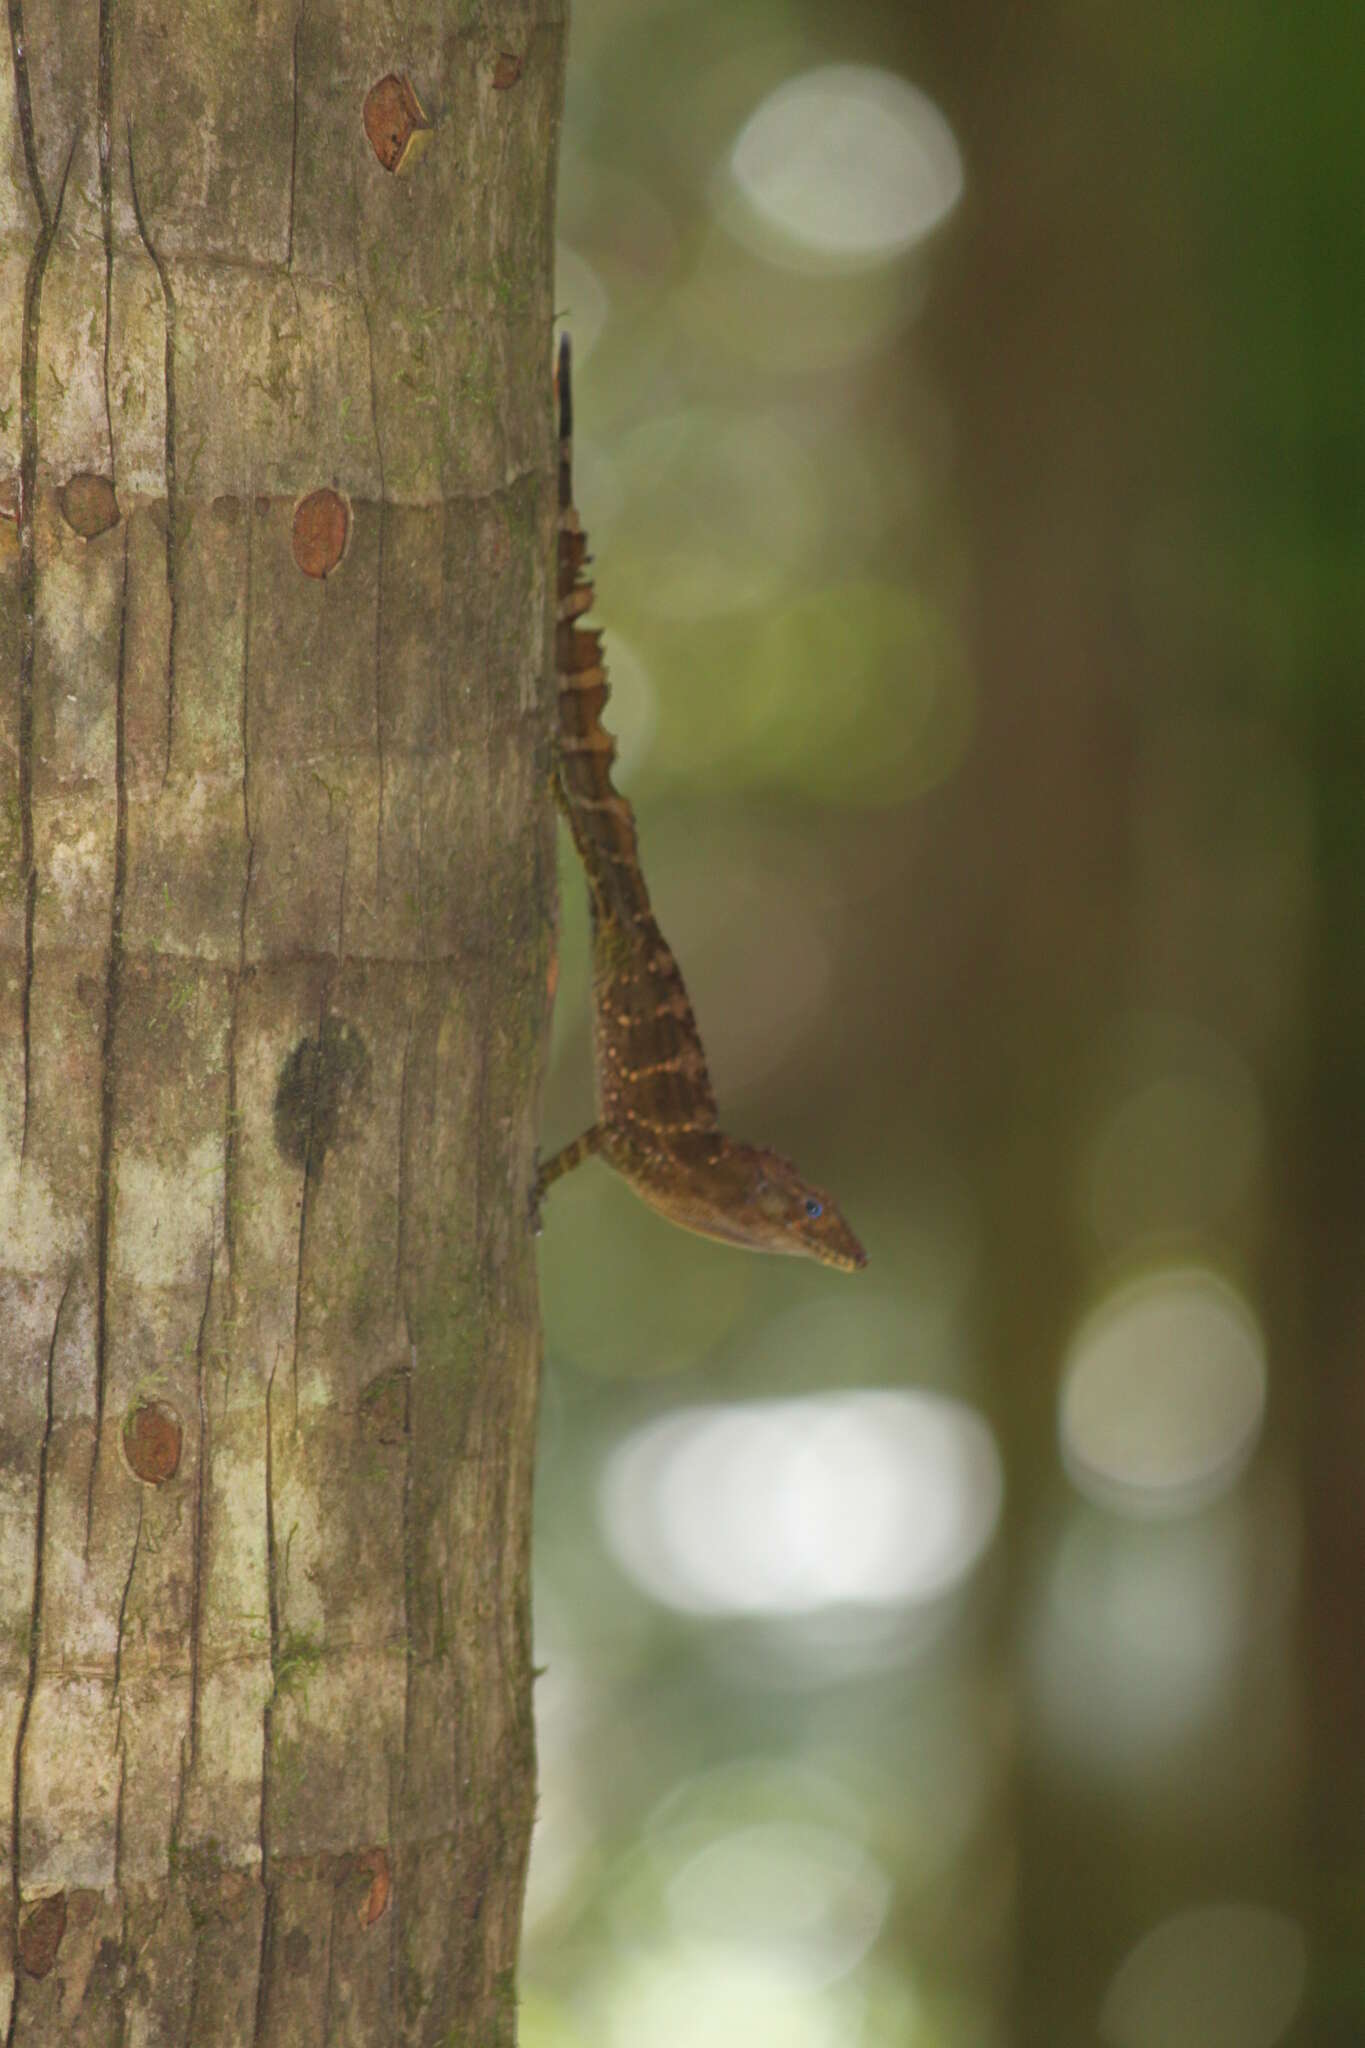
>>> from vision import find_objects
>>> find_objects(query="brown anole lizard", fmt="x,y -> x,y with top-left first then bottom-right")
535,336 -> 866,1274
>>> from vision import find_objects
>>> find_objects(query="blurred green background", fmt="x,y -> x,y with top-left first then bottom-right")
528,4 -> 1361,2044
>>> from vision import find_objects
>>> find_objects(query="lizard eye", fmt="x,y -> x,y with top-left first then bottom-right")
804,1197 -> 823,1220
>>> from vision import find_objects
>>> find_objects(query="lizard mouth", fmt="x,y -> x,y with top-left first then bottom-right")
824,1239 -> 868,1274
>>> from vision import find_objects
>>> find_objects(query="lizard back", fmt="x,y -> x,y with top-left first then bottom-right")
554,336 -> 719,1141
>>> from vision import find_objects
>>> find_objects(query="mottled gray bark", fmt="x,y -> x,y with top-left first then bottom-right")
0,2 -> 562,2040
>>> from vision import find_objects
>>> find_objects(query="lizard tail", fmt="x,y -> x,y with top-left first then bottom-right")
553,334 -> 649,926
557,331 -> 573,511
549,335 -> 720,1136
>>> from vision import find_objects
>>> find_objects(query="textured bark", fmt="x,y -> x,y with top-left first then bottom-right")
0,2 -> 562,2040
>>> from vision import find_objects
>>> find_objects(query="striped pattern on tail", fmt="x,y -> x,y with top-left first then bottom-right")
553,335 -> 719,1138
554,335 -> 648,930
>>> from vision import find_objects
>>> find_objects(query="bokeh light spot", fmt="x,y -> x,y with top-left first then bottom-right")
1025,1484 -> 1299,1773
600,1391 -> 1003,1616
1083,1014 -> 1265,1255
613,408 -> 821,619
1060,1269 -> 1266,1517
666,1822 -> 889,1990
728,65 -> 963,271
1100,1903 -> 1306,2048
603,1947 -> 852,2048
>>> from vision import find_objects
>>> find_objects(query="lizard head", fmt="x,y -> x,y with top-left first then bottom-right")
719,1144 -> 867,1273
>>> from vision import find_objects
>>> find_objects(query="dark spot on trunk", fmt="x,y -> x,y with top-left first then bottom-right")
87,1933 -> 125,2001
18,1892 -> 67,1977
359,1368 -> 409,1446
60,472 -> 120,538
123,1399 -> 183,1484
274,1017 -> 371,1172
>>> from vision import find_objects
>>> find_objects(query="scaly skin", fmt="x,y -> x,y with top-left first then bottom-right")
535,337 -> 866,1274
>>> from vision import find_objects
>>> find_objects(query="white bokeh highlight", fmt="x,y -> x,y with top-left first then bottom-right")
1025,1484 -> 1299,1773
599,1946 -> 857,2048
666,1822 -> 890,1991
728,66 -> 963,270
599,1391 -> 1003,1617
1060,1268 -> 1266,1517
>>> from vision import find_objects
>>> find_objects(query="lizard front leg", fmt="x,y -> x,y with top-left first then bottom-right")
530,1122 -> 607,1232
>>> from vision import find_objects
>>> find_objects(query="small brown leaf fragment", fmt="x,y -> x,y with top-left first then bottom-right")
292,489 -> 349,580
338,1848 -> 391,1927
19,1893 -> 67,1978
0,475 -> 18,523
123,1400 -> 182,1485
546,949 -> 559,1003
60,471 -> 120,539
492,51 -> 523,90
355,1847 -> 391,1927
363,74 -> 432,174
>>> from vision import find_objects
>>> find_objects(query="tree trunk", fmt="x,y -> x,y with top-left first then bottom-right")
0,3 -> 562,2039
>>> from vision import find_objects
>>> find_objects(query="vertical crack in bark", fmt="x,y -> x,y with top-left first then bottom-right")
320,1878 -> 339,2043
413,753 -> 429,966
116,1896 -> 133,2048
257,842 -> 348,2029
286,8 -> 302,270
112,1710 -> 127,1892
395,1009 -> 413,1314
393,1015 -> 416,2032
438,498 -> 452,750
225,500 -> 256,1305
188,1245 -> 215,1768
112,1488 -> 143,1701
8,37 -> 79,1156
132,1732 -> 190,2043
360,296 -> 387,890
392,1333 -> 416,2027
288,840 -> 348,1430
6,0 -> 48,229
88,523 -> 130,1557
182,1926 -> 205,2048
254,1351 -> 281,2048
6,1275 -> 70,2048
97,0 -> 116,475
385,1718 -> 403,2032
126,124 -> 179,785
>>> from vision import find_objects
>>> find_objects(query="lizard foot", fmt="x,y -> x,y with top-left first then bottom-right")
527,1155 -> 546,1238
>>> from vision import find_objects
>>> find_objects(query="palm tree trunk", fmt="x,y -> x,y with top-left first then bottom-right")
0,3 -> 563,2039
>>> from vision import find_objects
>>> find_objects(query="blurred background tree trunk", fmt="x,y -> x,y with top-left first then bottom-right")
0,3 -> 562,2040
